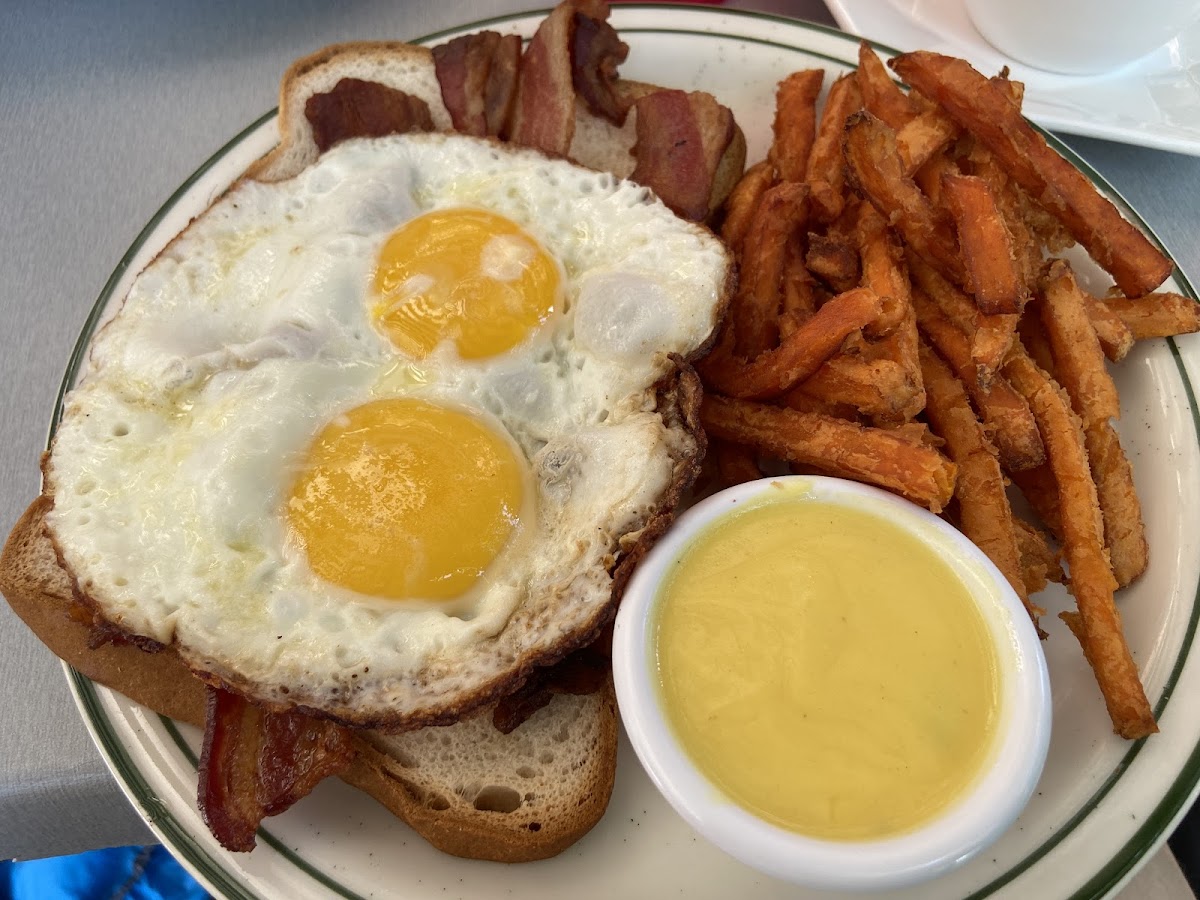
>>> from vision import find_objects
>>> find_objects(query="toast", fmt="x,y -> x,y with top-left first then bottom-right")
0,495 -> 617,863
247,39 -> 745,221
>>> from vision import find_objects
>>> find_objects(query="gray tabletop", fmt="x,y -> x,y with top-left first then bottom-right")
2,1 -> 1198,895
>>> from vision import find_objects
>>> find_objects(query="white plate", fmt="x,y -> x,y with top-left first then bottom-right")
55,6 -> 1200,900
824,0 -> 1200,156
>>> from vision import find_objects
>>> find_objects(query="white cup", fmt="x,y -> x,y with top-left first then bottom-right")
964,0 -> 1200,75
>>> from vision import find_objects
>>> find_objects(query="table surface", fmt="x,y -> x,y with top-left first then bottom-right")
2,1 -> 1198,896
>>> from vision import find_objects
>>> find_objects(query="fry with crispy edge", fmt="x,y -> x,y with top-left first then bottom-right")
857,41 -> 918,129
919,344 -> 1041,627
720,160 -> 776,253
770,69 -> 824,183
1100,293 -> 1200,340
912,287 -> 1045,471
843,110 -> 966,287
1014,517 -> 1065,595
942,173 -> 1028,315
806,72 -> 863,223
712,439 -> 763,487
1082,294 -> 1135,362
897,108 -> 960,175
1003,347 -> 1156,740
729,181 -> 811,359
793,354 -> 918,420
889,51 -> 1173,298
701,287 -> 884,399
700,395 -> 956,512
1039,262 -> 1147,586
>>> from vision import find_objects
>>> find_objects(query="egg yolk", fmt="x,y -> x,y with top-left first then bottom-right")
287,397 -> 525,600
372,208 -> 560,359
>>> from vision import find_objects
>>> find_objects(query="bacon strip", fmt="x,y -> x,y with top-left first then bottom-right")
305,78 -> 434,153
571,11 -> 629,124
432,31 -> 522,137
198,687 -> 354,852
630,89 -> 736,222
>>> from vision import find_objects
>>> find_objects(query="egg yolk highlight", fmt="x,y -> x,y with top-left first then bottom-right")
288,397 -> 525,600
372,208 -> 560,359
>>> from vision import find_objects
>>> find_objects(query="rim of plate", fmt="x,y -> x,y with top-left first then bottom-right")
51,6 -> 1200,900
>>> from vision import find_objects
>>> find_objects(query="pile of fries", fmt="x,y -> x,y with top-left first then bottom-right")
699,45 -> 1200,741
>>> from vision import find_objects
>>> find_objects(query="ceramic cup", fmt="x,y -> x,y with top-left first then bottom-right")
964,0 -> 1200,75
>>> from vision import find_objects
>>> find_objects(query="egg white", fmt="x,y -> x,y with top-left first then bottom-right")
45,133 -> 730,726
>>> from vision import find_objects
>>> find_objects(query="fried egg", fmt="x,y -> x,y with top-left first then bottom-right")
44,133 -> 730,728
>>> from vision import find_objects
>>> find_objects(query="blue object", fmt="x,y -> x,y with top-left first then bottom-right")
1,845 -> 209,900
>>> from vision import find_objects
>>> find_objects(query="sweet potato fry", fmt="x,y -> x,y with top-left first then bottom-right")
896,108 -> 960,176
778,387 -> 860,421
909,255 -> 1016,385
912,289 -> 1045,470
1040,260 -> 1121,423
961,141 -> 1041,293
890,51 -> 1173,298
806,72 -> 863,223
779,244 -> 818,338
857,41 -> 918,129
843,110 -> 965,287
942,173 -> 1027,315
1009,463 -> 1063,540
794,353 -> 920,421
1014,517 -> 1064,596
729,181 -> 810,358
806,232 -> 860,293
856,203 -> 911,336
913,150 -> 959,209
770,69 -> 824,183
1082,295 -> 1135,362
1086,419 -> 1149,587
1101,292 -> 1200,340
712,439 -> 763,487
720,160 -> 776,253
701,287 -> 884,399
920,344 -> 1039,626
700,395 -> 957,512
1002,348 -> 1156,740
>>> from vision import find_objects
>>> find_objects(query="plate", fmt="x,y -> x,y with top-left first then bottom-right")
823,0 -> 1200,156
55,6 -> 1200,900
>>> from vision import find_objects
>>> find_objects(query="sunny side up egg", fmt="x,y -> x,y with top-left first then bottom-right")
44,133 -> 731,729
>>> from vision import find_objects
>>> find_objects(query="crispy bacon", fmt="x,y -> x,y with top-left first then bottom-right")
630,89 -> 736,222
510,0 -> 621,156
432,31 -> 521,137
571,11 -> 629,124
198,687 -> 354,852
305,78 -> 434,153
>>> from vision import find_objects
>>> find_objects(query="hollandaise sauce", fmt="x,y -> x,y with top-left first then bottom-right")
653,495 -> 1001,841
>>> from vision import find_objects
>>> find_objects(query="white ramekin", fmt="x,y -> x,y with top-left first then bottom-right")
612,475 -> 1052,892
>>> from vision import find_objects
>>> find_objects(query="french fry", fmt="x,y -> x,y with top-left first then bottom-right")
896,108 -> 961,176
1100,292 -> 1200,340
1082,295 -> 1135,362
779,241 -> 818,339
909,254 -> 1016,385
777,386 -> 861,421
806,72 -> 863,223
912,288 -> 1045,471
1014,517 -> 1065,596
794,354 -> 920,421
913,150 -> 959,209
919,344 -> 1040,626
805,231 -> 860,293
1087,419 -> 1149,587
701,287 -> 884,398
729,181 -> 810,358
942,173 -> 1028,315
720,160 -> 776,253
843,110 -> 966,286
1003,348 -> 1157,740
1040,260 -> 1121,422
857,41 -> 918,129
890,51 -> 1174,298
770,69 -> 824,183
1009,463 -> 1063,540
712,439 -> 764,487
700,395 -> 957,512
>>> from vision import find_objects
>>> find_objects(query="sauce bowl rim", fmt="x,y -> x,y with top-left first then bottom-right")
611,474 -> 1053,892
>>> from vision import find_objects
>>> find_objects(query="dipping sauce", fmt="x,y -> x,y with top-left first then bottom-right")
653,492 -> 1001,841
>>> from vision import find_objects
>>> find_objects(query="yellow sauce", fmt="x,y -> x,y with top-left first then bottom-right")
654,492 -> 1000,841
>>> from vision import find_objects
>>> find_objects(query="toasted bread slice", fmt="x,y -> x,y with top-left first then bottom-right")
247,40 -> 745,220
0,496 -> 617,862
